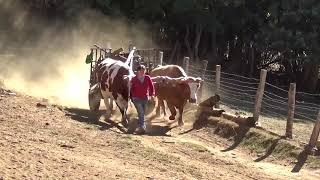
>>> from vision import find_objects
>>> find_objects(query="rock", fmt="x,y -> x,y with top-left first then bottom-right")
60,144 -> 76,149
36,102 -> 47,108
8,92 -> 16,96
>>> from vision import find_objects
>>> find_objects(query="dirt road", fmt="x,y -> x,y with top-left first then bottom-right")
0,91 -> 319,179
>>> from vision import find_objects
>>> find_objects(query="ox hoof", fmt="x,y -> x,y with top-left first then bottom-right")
178,121 -> 184,127
121,119 -> 129,128
105,112 -> 112,119
169,115 -> 176,120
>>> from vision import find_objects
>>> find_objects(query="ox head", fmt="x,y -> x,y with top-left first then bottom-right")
152,76 -> 203,103
179,77 -> 203,103
88,83 -> 102,111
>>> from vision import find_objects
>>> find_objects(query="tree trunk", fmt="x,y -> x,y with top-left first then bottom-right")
249,42 -> 255,77
169,40 -> 179,64
184,25 -> 193,61
226,37 -> 243,74
211,29 -> 218,64
176,41 -> 182,65
194,24 -> 203,63
300,62 -> 319,92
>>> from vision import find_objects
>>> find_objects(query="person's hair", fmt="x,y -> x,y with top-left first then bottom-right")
136,64 -> 146,71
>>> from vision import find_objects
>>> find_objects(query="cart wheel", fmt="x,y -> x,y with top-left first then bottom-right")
88,84 -> 101,111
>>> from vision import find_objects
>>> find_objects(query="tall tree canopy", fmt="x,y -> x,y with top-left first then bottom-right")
15,0 -> 320,92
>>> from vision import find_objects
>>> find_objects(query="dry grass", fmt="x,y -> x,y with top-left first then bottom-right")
220,104 -> 315,145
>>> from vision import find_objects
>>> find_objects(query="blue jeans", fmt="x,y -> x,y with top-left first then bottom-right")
132,97 -> 147,129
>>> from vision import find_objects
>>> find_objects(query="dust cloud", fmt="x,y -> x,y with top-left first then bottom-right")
0,1 -> 154,108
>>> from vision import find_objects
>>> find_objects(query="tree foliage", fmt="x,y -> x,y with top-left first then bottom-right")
23,0 -> 320,92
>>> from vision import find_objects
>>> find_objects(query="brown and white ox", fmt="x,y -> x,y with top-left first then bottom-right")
150,65 -> 203,126
88,58 -> 134,127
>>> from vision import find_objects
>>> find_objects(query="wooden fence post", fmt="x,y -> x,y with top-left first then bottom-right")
253,69 -> 267,123
198,60 -> 208,102
215,65 -> 221,108
159,51 -> 163,66
307,111 -> 320,151
183,57 -> 190,74
285,83 -> 296,139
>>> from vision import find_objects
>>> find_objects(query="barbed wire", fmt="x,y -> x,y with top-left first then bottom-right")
294,111 -> 316,122
188,68 -> 202,75
221,80 -> 258,91
262,100 -> 287,112
261,108 -> 287,119
220,102 -> 250,112
220,76 -> 260,86
265,82 -> 288,92
296,91 -> 320,97
295,100 -> 320,109
203,69 -> 217,73
220,87 -> 256,99
220,84 -> 257,95
188,64 -> 207,71
263,90 -> 288,101
263,93 -> 288,105
221,95 -> 255,106
203,81 -> 216,87
295,104 -> 320,112
202,77 -> 215,82
220,71 -> 260,82
203,74 -> 215,78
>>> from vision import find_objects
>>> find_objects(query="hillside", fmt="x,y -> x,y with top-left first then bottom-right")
0,88 -> 319,179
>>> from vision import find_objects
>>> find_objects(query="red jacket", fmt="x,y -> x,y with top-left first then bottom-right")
130,75 -> 155,99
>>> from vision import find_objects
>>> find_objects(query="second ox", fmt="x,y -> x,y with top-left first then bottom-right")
150,65 -> 203,126
88,57 -> 134,127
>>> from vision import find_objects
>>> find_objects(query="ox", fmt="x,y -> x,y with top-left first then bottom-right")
88,57 -> 134,127
150,65 -> 202,126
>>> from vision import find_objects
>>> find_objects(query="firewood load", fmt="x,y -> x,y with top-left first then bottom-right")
221,112 -> 255,127
197,95 -> 224,117
196,95 -> 255,127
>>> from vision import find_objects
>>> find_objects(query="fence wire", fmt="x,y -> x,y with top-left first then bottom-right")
155,61 -> 319,143
192,65 -> 319,122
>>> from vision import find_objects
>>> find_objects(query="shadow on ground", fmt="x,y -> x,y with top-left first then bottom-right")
221,125 -> 251,152
292,150 -> 309,173
64,108 -> 127,133
64,108 -> 176,136
254,136 -> 286,162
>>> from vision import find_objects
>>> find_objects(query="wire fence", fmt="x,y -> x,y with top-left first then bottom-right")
185,63 -> 320,144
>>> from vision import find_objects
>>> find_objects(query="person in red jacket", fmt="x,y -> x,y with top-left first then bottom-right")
130,65 -> 155,134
